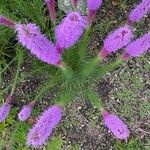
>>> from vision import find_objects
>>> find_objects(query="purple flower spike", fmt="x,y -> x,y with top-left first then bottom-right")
18,101 -> 35,121
18,105 -> 32,121
102,111 -> 130,140
27,105 -> 62,148
99,25 -> 133,59
55,12 -> 87,51
128,0 -> 150,25
87,0 -> 103,24
87,0 -> 103,11
0,95 -> 12,122
15,23 -> 62,66
122,32 -> 150,60
0,16 -> 15,28
45,0 -> 57,22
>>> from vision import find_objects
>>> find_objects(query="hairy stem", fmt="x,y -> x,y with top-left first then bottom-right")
94,58 -> 122,80
10,50 -> 22,95
85,88 -> 103,109
34,76 -> 61,101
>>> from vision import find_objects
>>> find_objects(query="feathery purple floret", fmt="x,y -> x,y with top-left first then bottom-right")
103,111 -> 130,139
87,0 -> 103,11
128,0 -> 150,25
0,103 -> 11,122
55,12 -> 87,52
0,16 -> 15,28
104,25 -> 133,53
123,32 -> 150,58
15,23 -> 61,65
45,0 -> 57,21
0,95 -> 12,122
27,105 -> 62,148
87,0 -> 103,24
18,104 -> 33,121
99,25 -> 133,59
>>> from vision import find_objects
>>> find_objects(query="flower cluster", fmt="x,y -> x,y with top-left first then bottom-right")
128,0 -> 150,25
99,25 -> 133,59
87,0 -> 103,24
0,95 -> 12,122
27,105 -> 62,148
18,101 -> 35,121
122,32 -> 150,59
102,111 -> 130,140
15,23 -> 62,66
55,12 -> 87,52
87,0 -> 103,11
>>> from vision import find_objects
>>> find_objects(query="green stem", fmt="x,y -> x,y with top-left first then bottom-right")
10,51 -> 22,95
0,57 -> 16,74
59,64 -> 73,80
94,58 -> 122,80
52,20 -> 56,28
85,89 -> 103,110
16,66 -> 49,83
82,56 -> 101,77
78,28 -> 91,61
54,91 -> 74,107
34,77 -> 60,101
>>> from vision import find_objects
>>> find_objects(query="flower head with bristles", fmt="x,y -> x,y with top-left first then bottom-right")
102,111 -> 130,139
122,32 -> 150,60
87,0 -> 103,11
128,0 -> 150,25
55,12 -> 87,52
99,25 -> 133,59
18,101 -> 35,121
15,23 -> 62,66
0,95 -> 12,122
27,105 -> 62,148
18,105 -> 32,121
87,0 -> 103,24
